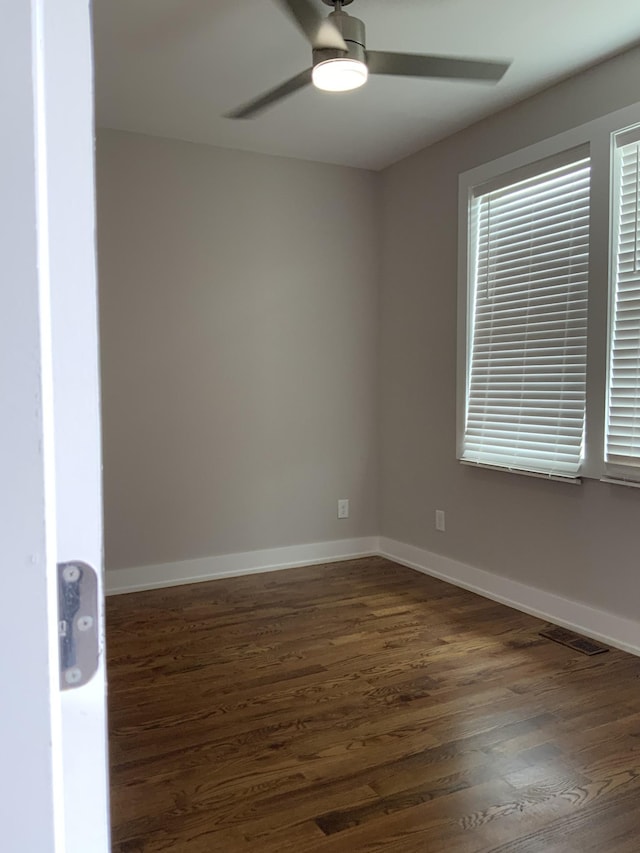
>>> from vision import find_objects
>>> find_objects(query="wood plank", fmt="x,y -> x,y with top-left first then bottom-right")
107,556 -> 640,852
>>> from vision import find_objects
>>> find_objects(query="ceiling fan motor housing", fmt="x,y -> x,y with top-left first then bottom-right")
313,10 -> 367,69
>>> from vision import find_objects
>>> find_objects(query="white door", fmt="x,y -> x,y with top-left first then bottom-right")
0,2 -> 110,851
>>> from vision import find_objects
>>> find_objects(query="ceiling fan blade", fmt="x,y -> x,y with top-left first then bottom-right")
367,51 -> 510,82
275,0 -> 347,50
226,68 -> 313,119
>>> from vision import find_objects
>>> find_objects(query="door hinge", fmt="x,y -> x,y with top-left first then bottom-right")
58,561 -> 99,690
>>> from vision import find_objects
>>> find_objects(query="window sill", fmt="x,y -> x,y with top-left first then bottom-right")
600,476 -> 640,490
459,459 -> 582,484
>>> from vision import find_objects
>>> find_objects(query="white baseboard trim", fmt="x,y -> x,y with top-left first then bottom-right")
105,536 -> 381,596
106,534 -> 640,657
379,537 -> 640,657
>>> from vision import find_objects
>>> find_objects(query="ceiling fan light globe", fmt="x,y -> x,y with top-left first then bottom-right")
312,58 -> 368,92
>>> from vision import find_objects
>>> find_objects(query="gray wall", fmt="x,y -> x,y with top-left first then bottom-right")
99,45 -> 640,618
98,130 -> 379,571
379,45 -> 640,622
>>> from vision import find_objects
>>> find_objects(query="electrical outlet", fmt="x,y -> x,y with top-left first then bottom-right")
435,509 -> 445,532
338,499 -> 349,519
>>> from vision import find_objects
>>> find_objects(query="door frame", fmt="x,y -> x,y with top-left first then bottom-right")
0,1 -> 110,850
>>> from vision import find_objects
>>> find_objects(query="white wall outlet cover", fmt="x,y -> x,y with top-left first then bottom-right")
338,499 -> 350,519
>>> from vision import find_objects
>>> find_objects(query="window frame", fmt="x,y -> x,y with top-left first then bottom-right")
457,100 -> 640,484
603,124 -> 640,485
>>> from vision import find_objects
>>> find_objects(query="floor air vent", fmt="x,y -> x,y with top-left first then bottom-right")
539,625 -> 609,655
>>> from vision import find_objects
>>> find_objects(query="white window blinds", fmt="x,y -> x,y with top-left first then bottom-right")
606,129 -> 640,480
462,155 -> 591,478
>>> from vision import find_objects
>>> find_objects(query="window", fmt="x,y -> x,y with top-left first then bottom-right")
458,105 -> 640,485
461,152 -> 591,479
605,127 -> 640,482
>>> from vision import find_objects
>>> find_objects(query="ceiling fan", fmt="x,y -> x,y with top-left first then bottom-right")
227,0 -> 510,119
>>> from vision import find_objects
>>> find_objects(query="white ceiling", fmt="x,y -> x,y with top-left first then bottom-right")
93,0 -> 640,170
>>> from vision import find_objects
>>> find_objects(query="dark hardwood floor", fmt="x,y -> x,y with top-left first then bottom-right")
107,557 -> 640,852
